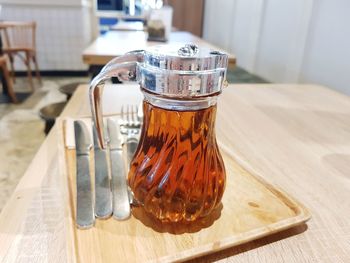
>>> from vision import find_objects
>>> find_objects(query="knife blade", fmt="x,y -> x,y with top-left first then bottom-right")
74,120 -> 95,229
107,118 -> 131,220
93,123 -> 112,219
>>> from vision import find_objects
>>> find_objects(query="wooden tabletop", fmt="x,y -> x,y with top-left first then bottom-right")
109,21 -> 145,32
1,83 -> 350,262
82,31 -> 236,67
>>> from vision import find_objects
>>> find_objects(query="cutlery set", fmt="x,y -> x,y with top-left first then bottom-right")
74,105 -> 141,229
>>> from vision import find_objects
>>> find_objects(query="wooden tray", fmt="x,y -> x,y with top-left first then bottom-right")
58,118 -> 310,263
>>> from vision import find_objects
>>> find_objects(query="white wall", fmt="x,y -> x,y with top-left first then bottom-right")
203,0 -> 350,95
0,0 -> 93,71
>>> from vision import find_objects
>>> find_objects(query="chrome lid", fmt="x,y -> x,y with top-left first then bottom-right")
137,44 -> 228,98
143,44 -> 228,71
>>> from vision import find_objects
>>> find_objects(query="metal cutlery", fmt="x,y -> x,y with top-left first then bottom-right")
73,105 -> 143,227
120,105 -> 142,166
93,124 -> 112,219
74,120 -> 95,229
137,102 -> 143,122
107,118 -> 131,220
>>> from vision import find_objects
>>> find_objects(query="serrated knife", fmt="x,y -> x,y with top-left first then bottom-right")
74,120 -> 95,229
107,118 -> 131,220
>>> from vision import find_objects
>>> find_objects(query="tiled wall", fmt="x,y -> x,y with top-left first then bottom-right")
1,4 -> 93,71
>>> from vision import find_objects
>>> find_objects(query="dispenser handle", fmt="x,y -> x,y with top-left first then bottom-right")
89,50 -> 144,149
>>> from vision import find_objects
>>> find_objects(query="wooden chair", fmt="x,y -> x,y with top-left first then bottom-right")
0,54 -> 18,103
1,21 -> 41,92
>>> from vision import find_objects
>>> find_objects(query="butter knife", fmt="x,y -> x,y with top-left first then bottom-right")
74,121 -> 95,229
93,124 -> 112,219
107,118 -> 131,220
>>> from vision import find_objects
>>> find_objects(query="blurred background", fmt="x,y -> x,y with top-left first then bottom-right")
1,0 -> 348,93
0,0 -> 349,210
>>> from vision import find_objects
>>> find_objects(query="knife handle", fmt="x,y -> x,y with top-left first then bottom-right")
94,149 -> 113,219
110,150 -> 131,220
76,155 -> 95,229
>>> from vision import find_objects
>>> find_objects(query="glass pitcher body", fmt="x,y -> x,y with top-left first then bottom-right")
129,93 -> 226,222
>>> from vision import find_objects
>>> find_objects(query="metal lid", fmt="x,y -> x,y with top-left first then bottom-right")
143,44 -> 228,71
137,44 -> 228,98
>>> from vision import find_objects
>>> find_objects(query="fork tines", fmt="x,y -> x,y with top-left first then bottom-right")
121,105 -> 140,128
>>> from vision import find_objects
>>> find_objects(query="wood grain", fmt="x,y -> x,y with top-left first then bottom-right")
1,84 -> 350,262
60,120 -> 309,262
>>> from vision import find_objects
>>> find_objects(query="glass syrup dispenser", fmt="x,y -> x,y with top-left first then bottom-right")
90,44 -> 228,222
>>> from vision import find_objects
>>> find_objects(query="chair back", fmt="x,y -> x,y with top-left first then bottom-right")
0,21 -> 36,51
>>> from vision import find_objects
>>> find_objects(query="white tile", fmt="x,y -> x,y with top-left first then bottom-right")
2,4 -> 91,71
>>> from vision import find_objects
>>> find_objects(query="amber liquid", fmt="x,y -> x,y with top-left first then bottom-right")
128,100 -> 226,222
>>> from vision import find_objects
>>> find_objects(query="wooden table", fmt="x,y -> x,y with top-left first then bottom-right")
82,31 -> 236,68
1,83 -> 350,262
109,21 -> 145,31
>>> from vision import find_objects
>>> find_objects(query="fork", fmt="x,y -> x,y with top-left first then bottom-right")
120,104 -> 141,131
120,105 -> 142,165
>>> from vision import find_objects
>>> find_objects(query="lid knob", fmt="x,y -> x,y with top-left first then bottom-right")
178,44 -> 199,57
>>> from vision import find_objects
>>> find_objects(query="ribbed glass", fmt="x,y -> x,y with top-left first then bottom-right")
128,99 -> 226,222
